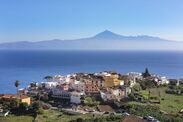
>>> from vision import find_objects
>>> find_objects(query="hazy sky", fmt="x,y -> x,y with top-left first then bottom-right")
0,0 -> 183,43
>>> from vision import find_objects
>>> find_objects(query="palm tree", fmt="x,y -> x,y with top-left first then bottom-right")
15,80 -> 20,95
14,80 -> 20,107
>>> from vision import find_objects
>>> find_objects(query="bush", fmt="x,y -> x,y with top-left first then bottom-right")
37,108 -> 44,114
43,115 -> 48,118
76,118 -> 83,122
128,93 -> 134,100
150,96 -> 158,100
84,97 -> 100,106
31,101 -> 41,112
132,83 -> 142,92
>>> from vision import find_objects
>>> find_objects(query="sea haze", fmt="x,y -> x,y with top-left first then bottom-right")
0,50 -> 183,93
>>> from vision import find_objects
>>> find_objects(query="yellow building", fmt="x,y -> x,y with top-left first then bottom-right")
0,94 -> 31,105
20,96 -> 31,105
103,75 -> 121,87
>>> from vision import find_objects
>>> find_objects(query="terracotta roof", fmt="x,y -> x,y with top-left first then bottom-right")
122,115 -> 147,122
97,105 -> 114,112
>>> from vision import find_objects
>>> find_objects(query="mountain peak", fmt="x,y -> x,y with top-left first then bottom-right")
94,30 -> 123,39
102,30 -> 114,34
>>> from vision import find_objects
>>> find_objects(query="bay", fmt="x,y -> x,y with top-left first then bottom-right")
0,50 -> 183,93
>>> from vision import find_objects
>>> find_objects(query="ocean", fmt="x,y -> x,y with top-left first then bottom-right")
0,50 -> 183,93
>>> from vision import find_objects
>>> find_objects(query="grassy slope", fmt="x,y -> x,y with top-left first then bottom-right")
0,115 -> 34,122
0,109 -> 124,122
130,87 -> 183,114
156,87 -> 183,114
36,109 -> 102,122
0,110 -> 96,122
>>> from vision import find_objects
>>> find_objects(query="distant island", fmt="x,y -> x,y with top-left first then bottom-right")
1,30 -> 183,50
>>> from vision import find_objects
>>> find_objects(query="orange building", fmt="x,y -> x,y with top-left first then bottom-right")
0,94 -> 31,105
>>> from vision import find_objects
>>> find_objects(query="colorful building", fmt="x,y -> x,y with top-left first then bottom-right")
103,75 -> 121,87
0,94 -> 31,105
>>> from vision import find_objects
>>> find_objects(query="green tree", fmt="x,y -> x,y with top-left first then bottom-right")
138,80 -> 156,90
142,68 -> 151,78
19,102 -> 28,112
31,101 -> 40,112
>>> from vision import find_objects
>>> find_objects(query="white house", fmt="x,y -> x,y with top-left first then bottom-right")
100,91 -> 113,102
100,87 -> 130,102
111,88 -> 125,97
42,82 -> 58,89
127,72 -> 143,80
70,91 -> 84,104
51,88 -> 70,99
160,76 -> 169,84
44,75 -> 68,84
153,76 -> 169,85
52,75 -> 66,83
66,75 -> 72,83
121,75 -> 136,87
120,80 -> 124,86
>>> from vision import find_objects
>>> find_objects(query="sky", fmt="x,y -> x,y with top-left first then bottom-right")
0,0 -> 183,43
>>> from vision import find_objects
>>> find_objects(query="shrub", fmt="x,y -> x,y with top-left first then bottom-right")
84,97 -> 100,106
132,83 -> 142,92
37,108 -> 44,114
76,118 -> 83,122
31,101 -> 41,112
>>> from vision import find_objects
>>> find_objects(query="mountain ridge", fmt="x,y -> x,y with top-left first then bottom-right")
0,30 -> 182,50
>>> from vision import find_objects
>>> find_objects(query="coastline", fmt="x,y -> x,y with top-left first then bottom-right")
0,50 -> 183,93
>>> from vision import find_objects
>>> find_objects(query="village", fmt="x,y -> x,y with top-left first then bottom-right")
0,69 -> 183,122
